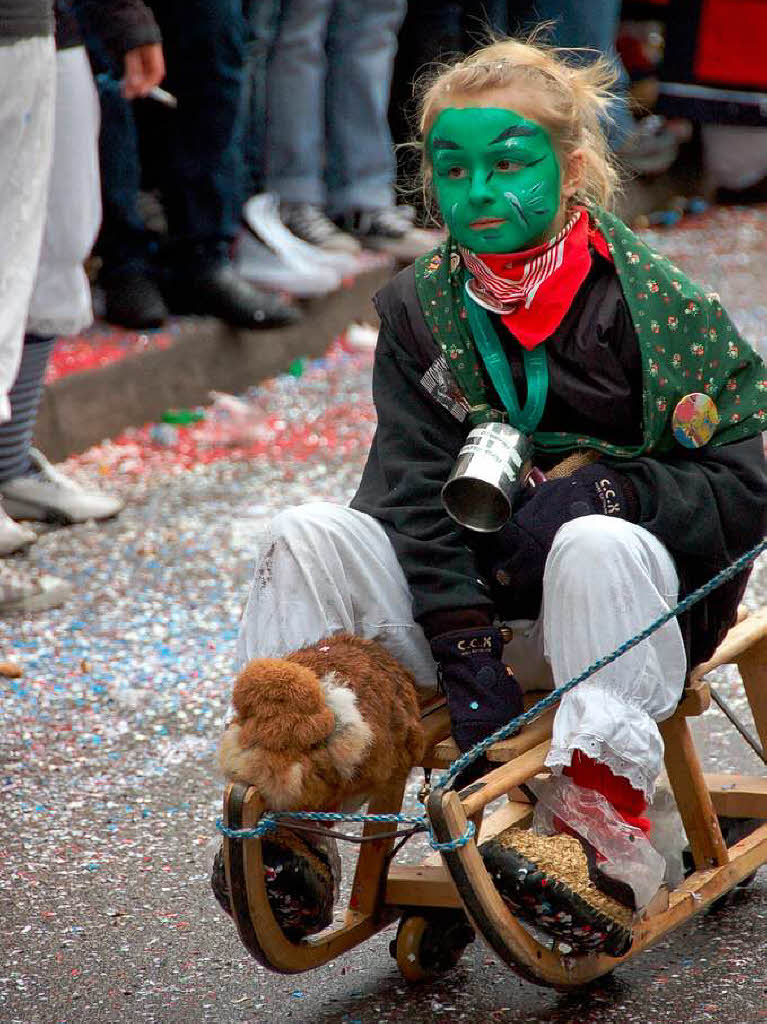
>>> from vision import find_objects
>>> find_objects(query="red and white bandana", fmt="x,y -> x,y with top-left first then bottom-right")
461,207 -> 611,350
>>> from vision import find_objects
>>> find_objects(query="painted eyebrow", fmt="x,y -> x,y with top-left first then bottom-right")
490,125 -> 539,143
431,137 -> 462,151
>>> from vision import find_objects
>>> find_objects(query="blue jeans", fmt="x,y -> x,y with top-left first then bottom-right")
92,0 -> 248,275
265,0 -> 407,213
525,0 -> 635,147
242,0 -> 282,197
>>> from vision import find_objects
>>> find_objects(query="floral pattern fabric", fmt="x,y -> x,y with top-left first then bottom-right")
413,206 -> 766,456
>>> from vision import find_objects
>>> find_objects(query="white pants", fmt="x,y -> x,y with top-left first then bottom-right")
27,45 -> 101,338
237,503 -> 687,798
0,37 -> 56,422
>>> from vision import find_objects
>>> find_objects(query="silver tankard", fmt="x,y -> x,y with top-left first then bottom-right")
442,421 -> 534,532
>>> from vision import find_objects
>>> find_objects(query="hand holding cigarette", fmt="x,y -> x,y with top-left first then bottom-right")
122,43 -> 166,100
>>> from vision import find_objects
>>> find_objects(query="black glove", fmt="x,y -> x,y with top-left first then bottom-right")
430,626 -> 523,753
477,464 -> 633,621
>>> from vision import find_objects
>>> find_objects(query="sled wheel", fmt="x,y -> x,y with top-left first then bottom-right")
391,910 -> 474,983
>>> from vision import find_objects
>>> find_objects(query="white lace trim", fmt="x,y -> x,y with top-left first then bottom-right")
546,738 -> 657,801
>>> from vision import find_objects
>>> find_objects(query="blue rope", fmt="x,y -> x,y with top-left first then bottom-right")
216,810 -> 477,850
216,537 -> 766,850
217,810 -> 426,840
430,820 -> 476,851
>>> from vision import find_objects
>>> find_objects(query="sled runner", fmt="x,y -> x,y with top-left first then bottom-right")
220,605 -> 767,989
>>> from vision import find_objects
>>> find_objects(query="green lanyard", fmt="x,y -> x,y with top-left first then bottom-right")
464,280 -> 549,434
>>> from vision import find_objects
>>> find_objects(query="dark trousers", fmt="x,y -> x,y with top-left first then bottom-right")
92,0 -> 248,277
389,0 -> 510,199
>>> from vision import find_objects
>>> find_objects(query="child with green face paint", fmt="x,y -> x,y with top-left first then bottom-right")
229,37 -> 767,953
428,106 -> 563,255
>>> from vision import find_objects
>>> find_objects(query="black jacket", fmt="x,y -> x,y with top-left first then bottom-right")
351,259 -> 767,668
0,1 -> 53,40
71,0 -> 160,59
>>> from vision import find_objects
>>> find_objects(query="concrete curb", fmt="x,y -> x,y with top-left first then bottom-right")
35,266 -> 392,462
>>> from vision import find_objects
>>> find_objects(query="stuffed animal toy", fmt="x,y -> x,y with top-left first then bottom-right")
219,634 -> 426,811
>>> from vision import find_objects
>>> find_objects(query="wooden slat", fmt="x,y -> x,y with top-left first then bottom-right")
427,737 -> 460,768
419,703 -> 453,767
691,607 -> 767,680
427,677 -> 710,770
460,741 -> 551,817
385,864 -> 461,909
427,692 -> 557,768
486,707 -> 556,761
661,715 -> 729,869
705,773 -> 767,819
477,799 -> 535,842
675,679 -> 710,717
635,824 -> 767,942
737,635 -> 767,754
347,777 -> 408,917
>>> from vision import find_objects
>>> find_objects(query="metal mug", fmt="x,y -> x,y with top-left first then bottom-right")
441,421 -> 534,532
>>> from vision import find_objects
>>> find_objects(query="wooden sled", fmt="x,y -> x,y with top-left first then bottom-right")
221,606 -> 767,990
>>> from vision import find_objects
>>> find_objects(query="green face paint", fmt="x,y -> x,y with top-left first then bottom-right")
428,107 -> 561,253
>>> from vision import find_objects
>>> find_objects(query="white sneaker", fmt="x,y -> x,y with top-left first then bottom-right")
0,501 -> 37,555
0,560 -> 71,614
234,228 -> 341,299
244,193 -> 360,275
0,449 -> 124,524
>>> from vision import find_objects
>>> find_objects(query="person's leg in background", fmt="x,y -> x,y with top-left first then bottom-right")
264,0 -> 362,255
0,36 -> 55,437
93,72 -> 169,327
0,43 -> 124,541
76,16 -> 170,330
145,0 -> 299,326
326,0 -> 436,261
0,34 -> 71,613
388,1 -> 463,217
241,0 -> 283,200
236,0 -> 344,297
0,337 -> 51,556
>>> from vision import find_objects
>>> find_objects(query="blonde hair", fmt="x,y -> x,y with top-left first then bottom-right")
417,34 -> 621,212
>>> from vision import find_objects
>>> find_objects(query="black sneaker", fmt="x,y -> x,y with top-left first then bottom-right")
280,201 -> 361,255
103,269 -> 168,329
165,261 -> 301,328
337,207 -> 438,262
211,829 -> 340,940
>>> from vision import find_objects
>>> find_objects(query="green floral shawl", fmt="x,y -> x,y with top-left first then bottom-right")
413,206 -> 767,455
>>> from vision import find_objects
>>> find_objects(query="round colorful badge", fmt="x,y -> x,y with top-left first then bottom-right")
672,392 -> 719,448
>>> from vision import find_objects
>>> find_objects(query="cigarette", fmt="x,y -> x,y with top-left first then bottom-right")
147,85 -> 178,109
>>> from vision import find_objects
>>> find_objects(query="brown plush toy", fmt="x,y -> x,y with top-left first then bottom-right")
219,634 -> 426,811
